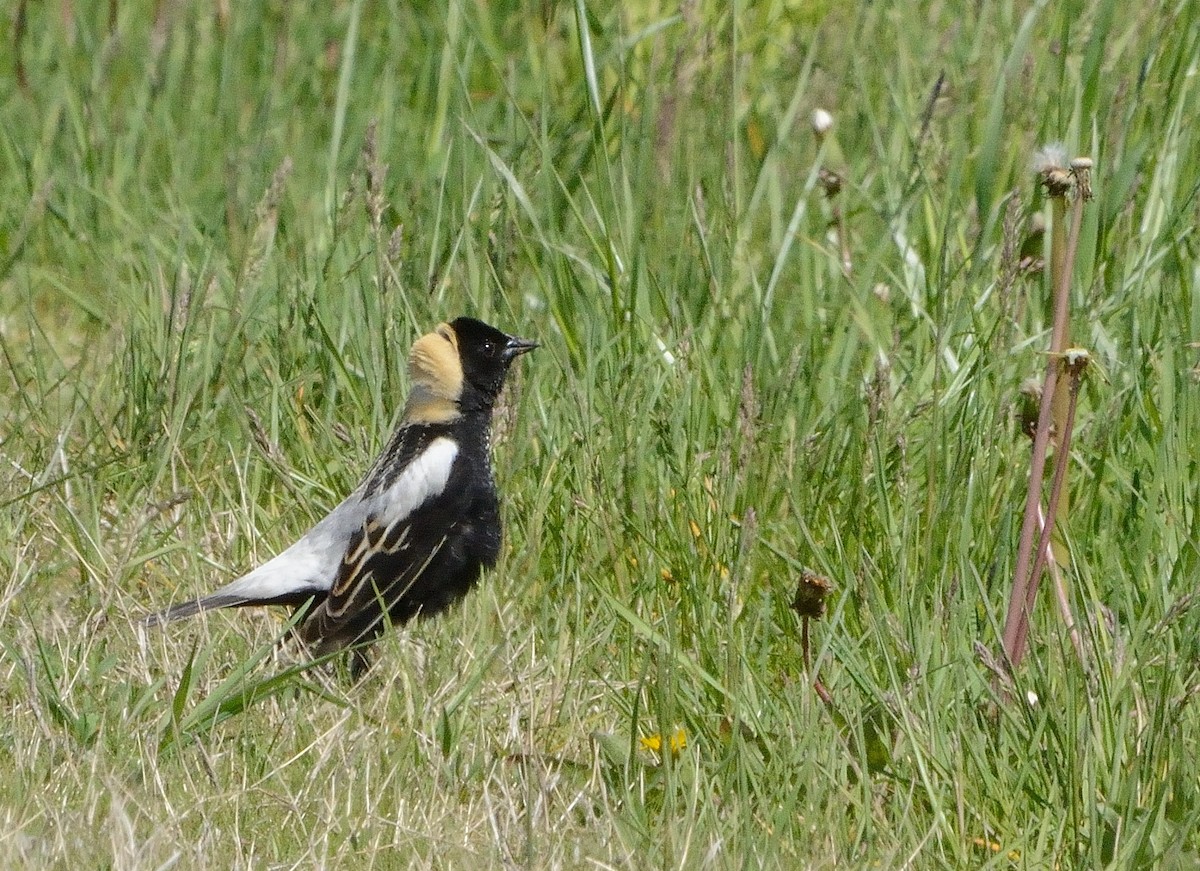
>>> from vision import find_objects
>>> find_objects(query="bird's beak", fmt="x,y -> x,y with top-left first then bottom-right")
503,336 -> 539,361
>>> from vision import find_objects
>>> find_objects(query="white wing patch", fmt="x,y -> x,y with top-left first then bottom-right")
186,437 -> 459,604
372,436 -> 459,526
216,535 -> 334,599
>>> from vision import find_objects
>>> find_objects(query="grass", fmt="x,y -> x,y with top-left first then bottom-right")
3,0 -> 1199,867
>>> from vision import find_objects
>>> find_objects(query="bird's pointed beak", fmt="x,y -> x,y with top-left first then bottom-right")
503,335 -> 539,361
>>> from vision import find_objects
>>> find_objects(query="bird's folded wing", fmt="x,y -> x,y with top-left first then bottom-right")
141,433 -> 459,630
297,436 -> 461,645
333,515 -> 418,616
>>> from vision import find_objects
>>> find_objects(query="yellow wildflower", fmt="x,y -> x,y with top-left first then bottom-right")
640,728 -> 688,755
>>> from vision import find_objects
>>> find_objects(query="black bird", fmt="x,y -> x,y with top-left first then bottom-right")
143,317 -> 537,666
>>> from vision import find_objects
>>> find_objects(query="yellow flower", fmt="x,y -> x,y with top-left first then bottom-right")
640,728 -> 688,755
969,837 -> 1020,862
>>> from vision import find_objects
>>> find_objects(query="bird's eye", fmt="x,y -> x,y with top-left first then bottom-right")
481,341 -> 496,357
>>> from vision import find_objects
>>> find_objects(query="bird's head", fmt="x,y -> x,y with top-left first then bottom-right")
405,317 -> 537,422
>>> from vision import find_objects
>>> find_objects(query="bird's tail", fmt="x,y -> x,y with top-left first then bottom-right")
140,561 -> 329,628
140,592 -> 261,627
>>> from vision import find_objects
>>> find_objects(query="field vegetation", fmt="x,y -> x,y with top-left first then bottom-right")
2,1 -> 1199,867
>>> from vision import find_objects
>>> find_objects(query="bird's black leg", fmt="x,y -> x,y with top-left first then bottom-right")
349,647 -> 375,681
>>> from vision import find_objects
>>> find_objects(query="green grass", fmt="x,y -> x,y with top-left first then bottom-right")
3,0 -> 1199,867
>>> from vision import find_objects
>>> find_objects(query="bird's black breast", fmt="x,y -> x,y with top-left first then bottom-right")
377,433 -> 500,624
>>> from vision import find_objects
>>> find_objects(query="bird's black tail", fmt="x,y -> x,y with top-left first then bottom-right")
139,593 -> 256,627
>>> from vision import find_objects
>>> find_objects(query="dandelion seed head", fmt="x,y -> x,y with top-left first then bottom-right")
811,108 -> 834,135
1032,142 -> 1068,174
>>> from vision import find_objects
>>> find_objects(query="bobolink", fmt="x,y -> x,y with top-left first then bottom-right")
142,317 -> 536,669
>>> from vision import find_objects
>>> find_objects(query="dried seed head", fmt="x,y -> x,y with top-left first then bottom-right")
1032,143 -> 1068,174
1017,379 -> 1042,440
1042,167 -> 1072,197
791,570 -> 832,620
1070,156 -> 1094,201
243,157 -> 294,287
1033,143 -> 1072,197
811,108 -> 834,136
818,168 -> 843,197
1061,347 -> 1091,377
363,120 -> 389,231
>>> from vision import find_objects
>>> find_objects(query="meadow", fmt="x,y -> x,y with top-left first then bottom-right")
2,1 -> 1199,867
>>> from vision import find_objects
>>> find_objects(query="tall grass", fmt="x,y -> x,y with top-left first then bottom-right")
2,1 -> 1199,867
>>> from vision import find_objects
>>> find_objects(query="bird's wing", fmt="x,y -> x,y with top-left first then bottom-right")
303,513 -> 447,642
139,518 -> 346,627
298,434 -> 461,647
141,425 -> 458,630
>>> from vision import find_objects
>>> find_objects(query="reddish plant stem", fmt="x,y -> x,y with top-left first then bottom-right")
1002,363 -> 1060,663
813,676 -> 834,708
1039,502 -> 1088,670
801,616 -> 834,707
1012,364 -> 1084,664
1002,179 -> 1087,670
1003,194 -> 1069,665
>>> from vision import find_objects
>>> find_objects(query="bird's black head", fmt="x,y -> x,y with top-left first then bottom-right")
448,317 -> 538,408
403,317 -> 536,423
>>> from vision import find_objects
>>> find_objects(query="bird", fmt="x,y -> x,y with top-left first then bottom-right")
142,316 -> 537,671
